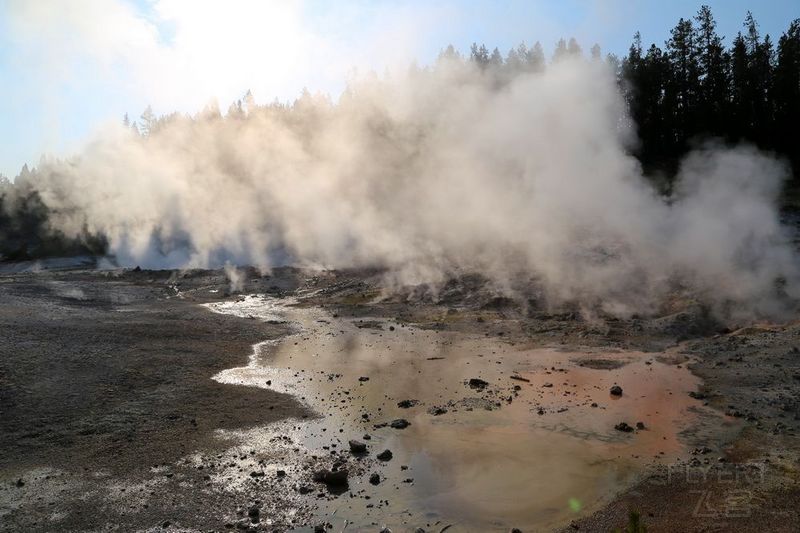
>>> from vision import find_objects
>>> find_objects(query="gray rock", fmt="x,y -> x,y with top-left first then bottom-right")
349,440 -> 367,453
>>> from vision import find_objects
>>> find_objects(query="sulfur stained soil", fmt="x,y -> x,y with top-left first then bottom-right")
0,264 -> 798,532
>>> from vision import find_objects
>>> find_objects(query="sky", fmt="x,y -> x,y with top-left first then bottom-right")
0,0 -> 797,179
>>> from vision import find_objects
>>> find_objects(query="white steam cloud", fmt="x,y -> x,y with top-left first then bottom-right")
13,57 -> 799,320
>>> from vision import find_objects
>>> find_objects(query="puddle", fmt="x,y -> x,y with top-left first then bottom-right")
206,295 -> 705,531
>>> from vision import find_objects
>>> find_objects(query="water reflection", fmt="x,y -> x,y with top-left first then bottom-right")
208,295 -> 705,531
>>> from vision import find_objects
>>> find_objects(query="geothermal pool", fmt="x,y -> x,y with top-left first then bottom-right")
206,295 -> 704,531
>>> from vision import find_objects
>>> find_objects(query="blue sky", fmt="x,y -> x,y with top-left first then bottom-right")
1,0 -> 797,179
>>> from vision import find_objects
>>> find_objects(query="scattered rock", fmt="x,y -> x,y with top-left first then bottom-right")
349,440 -> 367,453
610,385 -> 623,396
427,406 -> 448,416
377,449 -> 393,461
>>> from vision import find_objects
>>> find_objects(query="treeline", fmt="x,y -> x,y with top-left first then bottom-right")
1,6 -> 799,262
0,172 -> 106,261
121,7 -> 799,183
620,7 -> 800,179
458,8 -> 800,180
462,8 -> 799,180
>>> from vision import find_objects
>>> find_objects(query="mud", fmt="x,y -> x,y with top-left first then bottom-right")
1,265 -> 799,532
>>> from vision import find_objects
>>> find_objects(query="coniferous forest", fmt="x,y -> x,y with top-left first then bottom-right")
1,6 -> 799,262
462,7 -> 800,182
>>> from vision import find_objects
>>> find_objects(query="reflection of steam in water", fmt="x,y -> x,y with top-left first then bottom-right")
206,294 -> 710,531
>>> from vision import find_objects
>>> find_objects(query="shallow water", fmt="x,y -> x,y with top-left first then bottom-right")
206,295 -> 704,532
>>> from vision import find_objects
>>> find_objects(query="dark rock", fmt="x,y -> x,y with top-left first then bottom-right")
327,469 -> 348,485
636,421 -> 646,430
250,471 -> 265,477
369,472 -> 380,485
312,468 -> 349,486
610,385 -> 623,396
397,399 -> 418,408
248,506 -> 260,519
358,376 -> 370,382
689,391 -> 707,400
510,375 -> 530,382
349,440 -> 367,453
427,406 -> 448,416
14,478 -> 23,488
468,378 -> 489,389
390,419 -> 410,429
298,485 -> 312,494
162,521 -> 171,528
377,449 -> 393,461
614,422 -> 634,432
276,469 -> 286,477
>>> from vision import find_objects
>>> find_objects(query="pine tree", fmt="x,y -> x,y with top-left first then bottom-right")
774,20 -> 800,174
665,17 -> 701,151
694,6 -> 729,136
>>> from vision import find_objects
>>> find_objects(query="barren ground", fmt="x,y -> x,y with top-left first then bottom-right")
1,265 -> 798,532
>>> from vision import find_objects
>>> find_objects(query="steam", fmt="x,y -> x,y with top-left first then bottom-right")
8,57 -> 799,319
224,261 -> 245,294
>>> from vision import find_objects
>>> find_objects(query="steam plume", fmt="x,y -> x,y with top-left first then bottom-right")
6,57 -> 798,319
